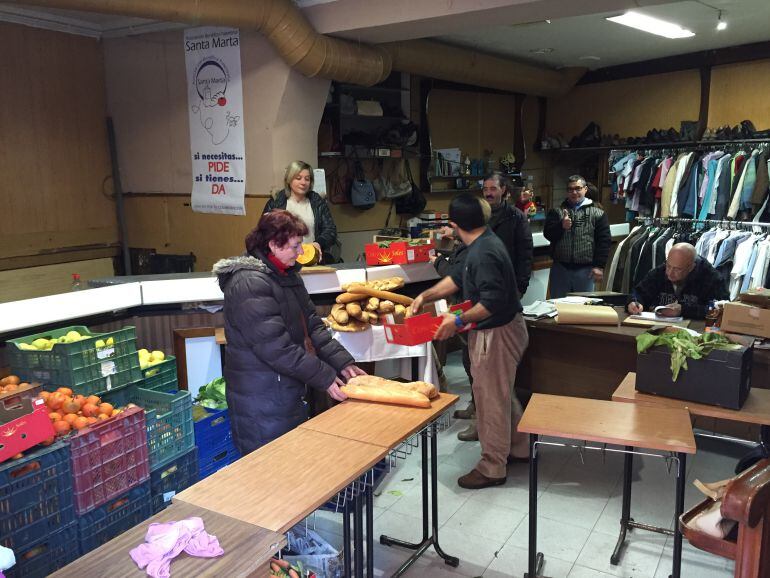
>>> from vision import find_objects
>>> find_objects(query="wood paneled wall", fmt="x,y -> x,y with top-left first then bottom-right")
0,23 -> 117,261
709,59 -> 770,128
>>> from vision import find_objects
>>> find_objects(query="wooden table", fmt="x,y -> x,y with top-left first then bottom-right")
518,394 -> 696,578
300,393 -> 460,577
50,501 -> 285,578
175,427 -> 388,534
516,314 -> 770,439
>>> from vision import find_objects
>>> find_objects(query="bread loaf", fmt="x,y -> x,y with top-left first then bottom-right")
347,375 -> 438,399
346,286 -> 413,306
330,304 -> 349,325
341,383 -> 431,408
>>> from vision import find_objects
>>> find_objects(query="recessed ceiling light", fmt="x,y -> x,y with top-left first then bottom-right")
606,11 -> 695,39
529,47 -> 555,54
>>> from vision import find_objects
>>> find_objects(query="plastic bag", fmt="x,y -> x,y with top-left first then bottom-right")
283,524 -> 342,578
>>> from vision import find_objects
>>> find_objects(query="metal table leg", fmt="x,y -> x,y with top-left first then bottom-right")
380,423 -> 459,576
670,452 -> 687,578
611,445 -> 634,565
354,492 -> 364,577
343,499 -> 352,578
366,485 -> 374,577
525,433 -> 547,578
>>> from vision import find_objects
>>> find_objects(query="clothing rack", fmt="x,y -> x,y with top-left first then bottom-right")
634,216 -> 770,230
610,140 -> 770,158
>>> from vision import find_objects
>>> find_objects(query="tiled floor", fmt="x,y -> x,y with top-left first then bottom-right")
303,352 -> 744,577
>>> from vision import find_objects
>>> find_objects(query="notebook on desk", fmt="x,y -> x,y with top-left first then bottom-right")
622,313 -> 690,328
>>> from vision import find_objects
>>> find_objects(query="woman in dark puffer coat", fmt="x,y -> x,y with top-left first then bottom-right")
213,210 -> 364,455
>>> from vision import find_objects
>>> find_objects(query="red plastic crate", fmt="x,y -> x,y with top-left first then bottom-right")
68,406 -> 150,515
0,397 -> 55,464
365,240 -> 435,266
383,301 -> 474,346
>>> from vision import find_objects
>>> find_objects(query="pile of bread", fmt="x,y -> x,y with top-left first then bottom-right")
341,375 -> 438,408
327,277 -> 412,332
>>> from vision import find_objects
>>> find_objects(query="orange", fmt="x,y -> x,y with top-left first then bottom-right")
11,453 -> 23,460
98,403 -> 114,416
39,391 -> 51,401
97,413 -> 110,420
39,437 -> 55,447
56,387 -> 73,396
73,394 -> 86,405
72,416 -> 89,430
61,399 -> 81,415
4,376 -> 20,386
86,416 -> 98,425
86,395 -> 101,406
3,383 -> 18,392
48,412 -> 62,422
52,420 -> 71,435
46,392 -> 65,410
63,413 -> 78,425
81,403 -> 99,418
111,409 -> 121,417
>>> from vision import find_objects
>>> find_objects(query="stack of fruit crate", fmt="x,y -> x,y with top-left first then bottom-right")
193,405 -> 240,479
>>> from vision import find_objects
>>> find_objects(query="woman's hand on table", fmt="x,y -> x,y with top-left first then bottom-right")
341,365 -> 367,380
327,377 -> 348,401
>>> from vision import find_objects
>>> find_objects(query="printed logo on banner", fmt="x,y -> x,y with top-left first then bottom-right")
184,27 -> 246,215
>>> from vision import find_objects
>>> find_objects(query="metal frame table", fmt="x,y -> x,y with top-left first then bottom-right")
518,394 -> 696,578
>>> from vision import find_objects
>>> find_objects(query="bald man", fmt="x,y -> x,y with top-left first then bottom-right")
627,243 -> 728,319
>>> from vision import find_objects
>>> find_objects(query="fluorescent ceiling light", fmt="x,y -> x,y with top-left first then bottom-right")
606,12 -> 695,39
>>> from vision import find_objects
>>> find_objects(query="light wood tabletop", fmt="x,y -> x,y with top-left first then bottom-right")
175,428 -> 388,533
299,393 -> 459,449
50,501 -> 284,578
613,372 -> 770,427
518,393 -> 696,454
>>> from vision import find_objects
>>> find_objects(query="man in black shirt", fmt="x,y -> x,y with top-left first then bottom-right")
627,242 -> 728,319
412,193 -> 529,489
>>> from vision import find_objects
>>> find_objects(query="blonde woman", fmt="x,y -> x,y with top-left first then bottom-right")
263,161 -> 339,263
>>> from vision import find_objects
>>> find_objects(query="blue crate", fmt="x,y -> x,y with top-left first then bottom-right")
199,442 -> 240,480
77,481 -> 153,556
150,446 -> 199,513
4,521 -> 78,578
0,441 -> 74,550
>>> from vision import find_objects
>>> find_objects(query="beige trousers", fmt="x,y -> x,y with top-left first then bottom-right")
468,314 -> 529,479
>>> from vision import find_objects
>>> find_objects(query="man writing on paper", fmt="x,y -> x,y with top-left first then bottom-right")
412,193 -> 529,490
627,243 -> 728,319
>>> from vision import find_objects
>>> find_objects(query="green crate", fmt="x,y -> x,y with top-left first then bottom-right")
141,356 -> 178,393
7,326 -> 137,370
15,352 -> 142,395
104,385 -> 195,470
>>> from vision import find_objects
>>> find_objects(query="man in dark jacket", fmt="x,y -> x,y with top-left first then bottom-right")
213,212 -> 357,454
413,193 -> 529,489
544,175 -> 611,297
627,243 -> 728,319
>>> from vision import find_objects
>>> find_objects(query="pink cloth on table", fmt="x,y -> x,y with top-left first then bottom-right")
130,517 -> 224,578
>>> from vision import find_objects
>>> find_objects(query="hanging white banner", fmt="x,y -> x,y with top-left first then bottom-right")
184,27 -> 246,215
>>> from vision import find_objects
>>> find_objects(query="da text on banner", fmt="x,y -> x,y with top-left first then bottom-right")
184,27 -> 246,215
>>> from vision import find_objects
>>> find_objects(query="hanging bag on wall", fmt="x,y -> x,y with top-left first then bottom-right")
350,157 -> 376,210
395,158 -> 426,215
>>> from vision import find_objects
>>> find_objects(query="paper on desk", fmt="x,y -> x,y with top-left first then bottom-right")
523,301 -> 557,319
549,296 -> 603,305
555,303 -> 619,325
633,311 -> 684,322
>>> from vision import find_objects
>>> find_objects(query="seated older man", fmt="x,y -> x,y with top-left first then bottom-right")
627,242 -> 728,319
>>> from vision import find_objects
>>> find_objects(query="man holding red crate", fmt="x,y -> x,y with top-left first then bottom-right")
411,193 -> 529,490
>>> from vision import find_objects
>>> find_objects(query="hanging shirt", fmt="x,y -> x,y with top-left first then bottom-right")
749,240 -> 770,291
698,152 -> 725,220
286,196 -> 316,244
713,154 -> 733,218
669,152 -> 694,217
729,235 -> 759,299
739,150 -> 759,212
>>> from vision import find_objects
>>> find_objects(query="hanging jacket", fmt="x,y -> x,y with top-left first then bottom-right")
544,198 -> 611,268
213,252 -> 353,455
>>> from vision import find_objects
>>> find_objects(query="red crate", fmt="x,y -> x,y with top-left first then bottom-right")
0,398 -> 55,464
68,406 -> 150,515
365,240 -> 435,266
383,301 -> 474,346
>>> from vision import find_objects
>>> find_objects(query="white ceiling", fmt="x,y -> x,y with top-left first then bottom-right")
1,0 -> 769,70
439,0 -> 770,70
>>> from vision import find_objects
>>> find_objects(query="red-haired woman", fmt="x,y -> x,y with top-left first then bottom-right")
214,210 -> 364,454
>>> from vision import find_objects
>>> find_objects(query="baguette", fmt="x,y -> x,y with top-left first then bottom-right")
341,383 -> 431,408
330,304 -> 349,325
345,302 -> 363,318
328,318 -> 370,332
342,277 -> 404,292
337,292 -> 368,304
346,286 -> 413,306
367,311 -> 379,324
347,375 -> 437,399
365,297 -> 380,311
377,300 -> 395,314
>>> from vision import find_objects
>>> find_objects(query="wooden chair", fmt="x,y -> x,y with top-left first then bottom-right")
680,459 -> 770,578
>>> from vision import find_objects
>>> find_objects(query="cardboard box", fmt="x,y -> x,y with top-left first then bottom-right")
636,333 -> 753,410
365,240 -> 435,266
721,302 -> 770,339
383,301 -> 473,346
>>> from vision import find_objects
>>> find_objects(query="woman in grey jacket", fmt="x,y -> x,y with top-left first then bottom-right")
213,210 -> 363,454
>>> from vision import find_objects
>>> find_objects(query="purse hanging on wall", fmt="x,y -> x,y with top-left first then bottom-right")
350,157 -> 376,210
395,158 -> 426,215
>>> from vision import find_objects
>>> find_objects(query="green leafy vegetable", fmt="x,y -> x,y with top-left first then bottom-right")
636,330 -> 742,381
194,376 -> 228,409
